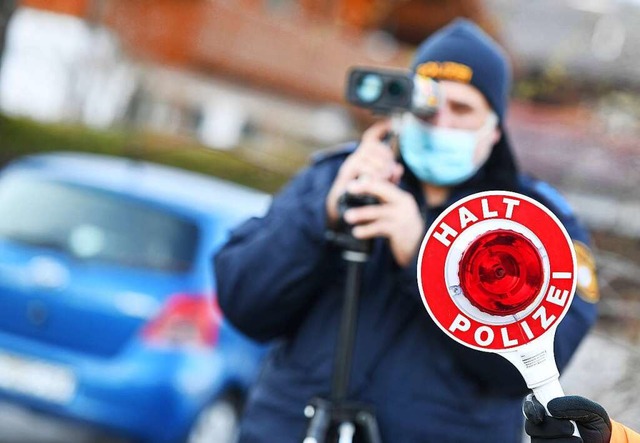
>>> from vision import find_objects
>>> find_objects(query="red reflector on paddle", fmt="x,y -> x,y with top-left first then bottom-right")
459,229 -> 543,316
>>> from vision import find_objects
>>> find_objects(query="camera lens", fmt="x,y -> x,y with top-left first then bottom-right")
387,80 -> 406,98
355,74 -> 384,103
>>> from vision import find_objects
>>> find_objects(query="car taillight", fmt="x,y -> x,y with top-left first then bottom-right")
459,230 -> 544,316
142,294 -> 222,348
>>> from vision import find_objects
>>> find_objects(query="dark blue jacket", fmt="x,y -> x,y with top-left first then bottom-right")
214,144 -> 598,443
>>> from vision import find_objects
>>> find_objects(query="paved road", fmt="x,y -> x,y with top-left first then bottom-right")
0,402 -> 127,443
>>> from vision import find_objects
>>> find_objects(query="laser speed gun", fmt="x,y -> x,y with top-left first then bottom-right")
345,67 -> 441,117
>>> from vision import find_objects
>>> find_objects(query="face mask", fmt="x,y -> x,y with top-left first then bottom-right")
399,112 -> 498,186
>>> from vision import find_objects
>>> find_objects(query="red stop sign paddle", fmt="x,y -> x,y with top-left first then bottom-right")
417,191 -> 579,435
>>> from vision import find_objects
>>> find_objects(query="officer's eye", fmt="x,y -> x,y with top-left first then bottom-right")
450,102 -> 474,114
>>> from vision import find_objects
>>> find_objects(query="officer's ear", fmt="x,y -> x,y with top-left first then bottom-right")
473,115 -> 501,167
490,125 -> 501,146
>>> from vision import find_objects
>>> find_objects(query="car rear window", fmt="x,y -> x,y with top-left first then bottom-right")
0,175 -> 199,272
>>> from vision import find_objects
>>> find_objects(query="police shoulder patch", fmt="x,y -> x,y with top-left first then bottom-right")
573,240 -> 600,303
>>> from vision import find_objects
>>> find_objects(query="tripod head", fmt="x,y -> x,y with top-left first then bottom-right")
325,192 -> 378,256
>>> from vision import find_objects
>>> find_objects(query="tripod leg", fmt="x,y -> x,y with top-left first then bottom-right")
356,411 -> 383,443
303,399 -> 330,443
338,421 -> 356,443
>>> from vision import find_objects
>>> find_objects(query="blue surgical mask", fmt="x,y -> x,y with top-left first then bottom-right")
399,113 -> 498,186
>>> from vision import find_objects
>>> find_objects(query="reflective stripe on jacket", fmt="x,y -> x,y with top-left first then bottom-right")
612,421 -> 640,443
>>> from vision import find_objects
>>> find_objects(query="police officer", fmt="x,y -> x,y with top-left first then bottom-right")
524,394 -> 640,443
215,19 -> 598,442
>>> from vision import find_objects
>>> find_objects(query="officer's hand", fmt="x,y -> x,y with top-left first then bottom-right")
342,178 -> 423,267
326,120 -> 403,227
523,394 -> 612,443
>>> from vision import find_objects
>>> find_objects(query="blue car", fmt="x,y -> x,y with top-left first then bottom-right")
0,152 -> 270,442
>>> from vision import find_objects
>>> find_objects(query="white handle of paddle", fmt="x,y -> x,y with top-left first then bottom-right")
533,379 -> 581,438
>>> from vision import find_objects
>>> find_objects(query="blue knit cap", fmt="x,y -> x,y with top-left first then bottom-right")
410,18 -> 511,122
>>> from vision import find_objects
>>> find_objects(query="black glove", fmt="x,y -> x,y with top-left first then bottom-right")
523,394 -> 612,443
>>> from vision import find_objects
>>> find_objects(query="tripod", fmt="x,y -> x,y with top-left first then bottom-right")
302,201 -> 383,443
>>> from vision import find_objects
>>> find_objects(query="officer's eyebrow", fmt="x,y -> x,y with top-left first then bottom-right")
448,98 -> 474,113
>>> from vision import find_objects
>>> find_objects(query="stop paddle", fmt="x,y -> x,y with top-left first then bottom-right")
417,190 -> 580,437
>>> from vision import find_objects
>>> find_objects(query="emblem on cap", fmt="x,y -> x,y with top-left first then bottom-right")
416,61 -> 473,83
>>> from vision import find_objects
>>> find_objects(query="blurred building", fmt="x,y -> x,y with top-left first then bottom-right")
21,0 -> 495,101
9,0 -> 496,150
488,0 -> 640,88
4,0 -> 640,213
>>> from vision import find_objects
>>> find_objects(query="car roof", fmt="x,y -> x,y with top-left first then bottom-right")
4,152 -> 272,222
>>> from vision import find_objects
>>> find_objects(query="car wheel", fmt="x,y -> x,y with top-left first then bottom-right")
186,396 -> 241,443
